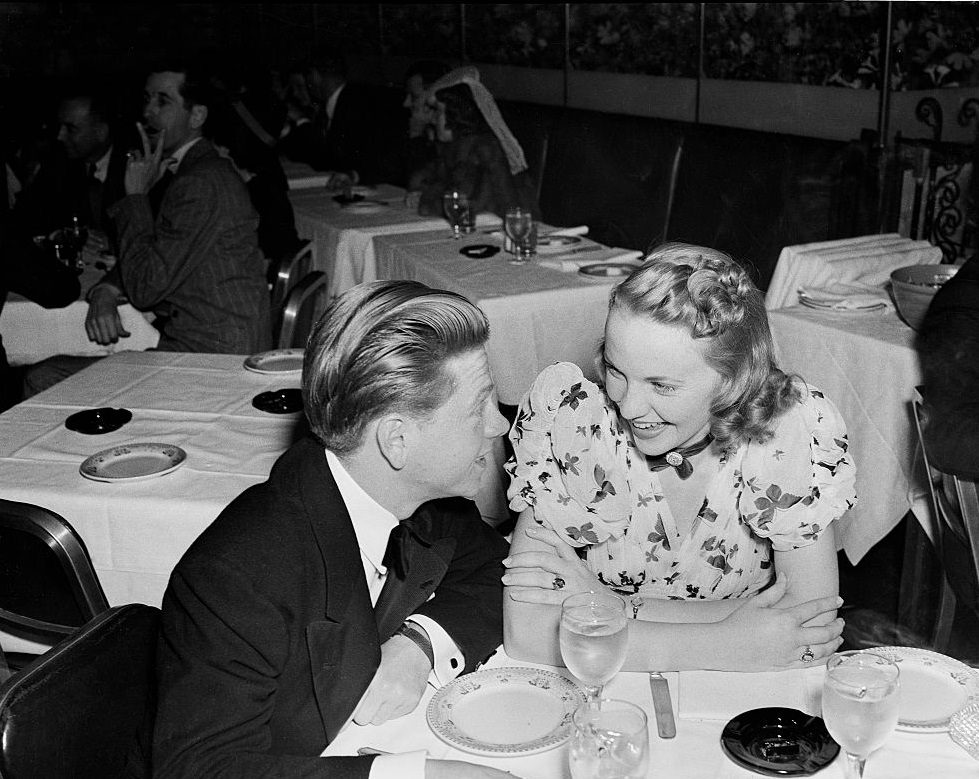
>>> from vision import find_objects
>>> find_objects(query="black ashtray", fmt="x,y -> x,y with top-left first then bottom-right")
333,193 -> 365,205
720,708 -> 839,777
65,407 -> 133,435
252,388 -> 303,414
459,244 -> 500,259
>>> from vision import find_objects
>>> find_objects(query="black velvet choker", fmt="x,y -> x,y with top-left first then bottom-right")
645,434 -> 715,480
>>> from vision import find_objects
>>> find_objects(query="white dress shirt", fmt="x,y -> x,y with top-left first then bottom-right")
325,450 -> 466,778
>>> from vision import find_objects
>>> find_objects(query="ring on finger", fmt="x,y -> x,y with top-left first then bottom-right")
552,576 -> 565,591
801,645 -> 815,663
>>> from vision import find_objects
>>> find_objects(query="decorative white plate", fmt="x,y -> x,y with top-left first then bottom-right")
868,646 -> 979,732
80,443 -> 187,483
537,235 -> 583,254
344,201 -> 386,214
578,262 -> 637,281
243,349 -> 305,375
798,297 -> 887,312
427,666 -> 585,756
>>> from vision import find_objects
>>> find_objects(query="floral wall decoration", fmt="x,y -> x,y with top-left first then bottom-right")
465,4 -> 565,68
891,1 -> 979,90
380,4 -> 461,59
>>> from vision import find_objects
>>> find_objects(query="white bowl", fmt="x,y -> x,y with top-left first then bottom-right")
889,263 -> 961,330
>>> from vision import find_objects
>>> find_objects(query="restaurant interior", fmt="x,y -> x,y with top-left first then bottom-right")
1,2 -> 978,776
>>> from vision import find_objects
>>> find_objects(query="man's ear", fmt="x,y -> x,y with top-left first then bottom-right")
189,104 -> 208,131
375,413 -> 409,470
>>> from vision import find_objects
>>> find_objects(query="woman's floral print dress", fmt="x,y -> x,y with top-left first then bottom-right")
505,363 -> 857,600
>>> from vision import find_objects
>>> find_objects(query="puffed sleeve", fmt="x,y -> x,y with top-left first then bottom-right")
505,362 -> 633,547
738,384 -> 857,551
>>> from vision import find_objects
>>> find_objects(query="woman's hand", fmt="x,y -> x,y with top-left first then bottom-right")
718,573 -> 845,671
502,523 -> 602,604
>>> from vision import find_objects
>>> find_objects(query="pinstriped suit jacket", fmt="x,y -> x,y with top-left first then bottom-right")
108,138 -> 271,354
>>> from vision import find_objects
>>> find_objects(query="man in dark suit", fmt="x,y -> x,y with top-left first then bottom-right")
154,281 -> 515,778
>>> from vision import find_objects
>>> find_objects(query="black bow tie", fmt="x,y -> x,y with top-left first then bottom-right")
381,520 -> 432,580
645,434 -> 714,479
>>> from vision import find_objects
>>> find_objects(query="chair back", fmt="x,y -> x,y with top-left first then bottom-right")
911,390 -> 979,647
269,240 -> 313,313
0,604 -> 160,779
0,499 -> 109,647
277,270 -> 328,349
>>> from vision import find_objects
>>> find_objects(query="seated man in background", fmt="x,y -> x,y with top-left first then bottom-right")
154,280 -> 514,779
24,61 -> 271,394
12,81 -> 130,249
918,252 -> 979,481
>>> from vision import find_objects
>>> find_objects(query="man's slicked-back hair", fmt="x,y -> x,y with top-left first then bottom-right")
302,280 -> 490,455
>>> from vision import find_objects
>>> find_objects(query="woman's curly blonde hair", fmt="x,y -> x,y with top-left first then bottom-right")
608,242 -> 802,448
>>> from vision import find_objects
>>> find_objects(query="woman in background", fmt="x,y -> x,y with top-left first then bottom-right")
409,66 -> 538,219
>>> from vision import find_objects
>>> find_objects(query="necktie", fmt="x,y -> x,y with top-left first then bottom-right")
645,434 -> 715,480
381,520 -> 431,580
148,170 -> 174,217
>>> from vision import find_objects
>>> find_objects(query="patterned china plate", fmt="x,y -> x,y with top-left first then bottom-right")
343,201 -> 386,214
798,297 -> 887,313
536,235 -> 582,254
243,349 -> 304,375
79,443 -> 187,483
578,262 -> 637,281
427,667 -> 585,756
867,646 -> 979,732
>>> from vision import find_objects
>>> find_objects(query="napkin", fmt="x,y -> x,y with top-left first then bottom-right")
797,281 -> 893,311
288,175 -> 335,190
678,667 -> 824,721
539,249 -> 643,272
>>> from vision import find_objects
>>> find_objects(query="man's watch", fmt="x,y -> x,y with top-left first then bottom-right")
395,621 -> 434,668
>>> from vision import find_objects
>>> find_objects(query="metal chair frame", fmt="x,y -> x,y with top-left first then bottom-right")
277,270 -> 328,350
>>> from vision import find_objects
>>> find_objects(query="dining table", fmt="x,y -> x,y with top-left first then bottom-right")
370,228 -> 641,406
288,183 -> 497,300
0,251 -> 160,366
322,647 -> 979,777
767,304 -> 928,564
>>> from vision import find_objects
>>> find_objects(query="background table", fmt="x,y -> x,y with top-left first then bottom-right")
0,351 -> 303,606
768,305 -> 927,563
0,258 -> 160,366
289,184 -> 496,300
371,229 -> 633,406
323,649 -> 977,777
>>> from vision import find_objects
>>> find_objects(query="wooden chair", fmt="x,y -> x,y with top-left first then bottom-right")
277,270 -> 328,349
0,604 -> 160,779
0,499 -> 109,669
905,389 -> 979,651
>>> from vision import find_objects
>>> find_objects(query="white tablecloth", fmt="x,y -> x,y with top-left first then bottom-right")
0,261 -> 160,366
768,305 -> 927,563
323,649 -> 977,777
371,229 -> 630,407
765,234 -> 943,311
0,351 -> 302,607
289,184 -> 497,300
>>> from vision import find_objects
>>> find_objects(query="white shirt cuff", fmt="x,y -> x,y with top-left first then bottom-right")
407,614 -> 464,686
367,749 -> 427,779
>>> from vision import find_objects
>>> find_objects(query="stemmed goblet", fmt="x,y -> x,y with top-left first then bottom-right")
503,206 -> 534,262
821,650 -> 901,778
559,591 -> 628,704
442,190 -> 471,240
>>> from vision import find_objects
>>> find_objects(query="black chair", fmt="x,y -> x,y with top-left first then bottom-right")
0,498 -> 109,668
0,604 -> 160,779
277,270 -> 328,349
904,389 -> 979,651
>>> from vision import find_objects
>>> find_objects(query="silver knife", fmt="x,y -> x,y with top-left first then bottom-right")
648,672 -> 677,738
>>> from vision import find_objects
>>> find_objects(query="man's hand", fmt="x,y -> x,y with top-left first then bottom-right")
352,633 -> 431,726
502,523 -> 601,604
719,573 -> 844,671
426,760 -> 518,778
124,123 -> 166,196
85,285 -> 130,345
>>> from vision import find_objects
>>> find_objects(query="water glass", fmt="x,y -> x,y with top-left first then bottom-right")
504,207 -> 536,262
560,591 -> 628,702
821,650 -> 900,778
569,698 -> 649,779
442,191 -> 471,239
